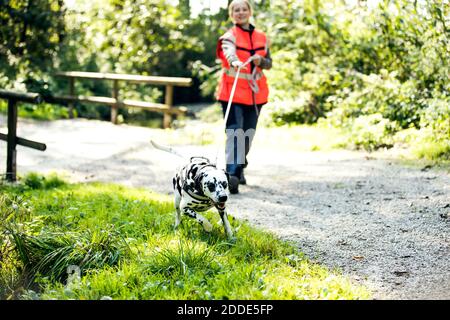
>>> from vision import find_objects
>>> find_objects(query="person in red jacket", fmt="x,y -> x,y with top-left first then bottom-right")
216,0 -> 272,194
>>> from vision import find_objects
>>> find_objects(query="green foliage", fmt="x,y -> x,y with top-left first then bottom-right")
0,0 -> 66,87
412,139 -> 450,161
54,0 -> 228,104
11,226 -> 126,282
0,192 -> 42,299
419,97 -> 450,144
1,0 -> 229,123
191,60 -> 221,99
143,239 -> 219,277
324,71 -> 425,128
344,114 -> 399,151
1,0 -> 447,158
262,92 -> 318,126
0,102 -> 70,120
256,0 -> 449,158
21,172 -> 67,190
409,97 -> 450,160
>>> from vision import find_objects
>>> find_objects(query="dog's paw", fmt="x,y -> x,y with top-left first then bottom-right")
203,221 -> 213,232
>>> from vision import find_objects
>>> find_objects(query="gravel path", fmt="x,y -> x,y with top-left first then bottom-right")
1,115 -> 449,300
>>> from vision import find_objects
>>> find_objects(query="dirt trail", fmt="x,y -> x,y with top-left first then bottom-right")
1,115 -> 449,300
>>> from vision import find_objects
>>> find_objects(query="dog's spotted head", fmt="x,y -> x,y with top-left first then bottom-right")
199,169 -> 229,209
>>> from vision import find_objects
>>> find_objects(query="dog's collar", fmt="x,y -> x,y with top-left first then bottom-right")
182,186 -> 209,201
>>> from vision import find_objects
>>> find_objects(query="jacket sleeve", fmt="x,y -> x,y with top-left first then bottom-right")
219,31 -> 239,65
258,48 -> 272,70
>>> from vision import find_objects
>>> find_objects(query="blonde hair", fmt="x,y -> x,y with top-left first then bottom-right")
228,0 -> 253,18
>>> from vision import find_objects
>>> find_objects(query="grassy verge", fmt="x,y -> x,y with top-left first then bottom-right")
0,173 -> 370,300
191,104 -> 450,168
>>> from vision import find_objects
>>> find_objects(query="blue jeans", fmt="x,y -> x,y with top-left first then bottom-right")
221,102 -> 262,177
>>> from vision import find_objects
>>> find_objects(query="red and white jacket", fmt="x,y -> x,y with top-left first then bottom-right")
216,24 -> 271,106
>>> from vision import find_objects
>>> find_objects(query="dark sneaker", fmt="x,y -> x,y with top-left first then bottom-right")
229,175 -> 239,194
239,170 -> 246,185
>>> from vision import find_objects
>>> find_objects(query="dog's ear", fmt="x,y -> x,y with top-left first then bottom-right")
194,172 -> 204,191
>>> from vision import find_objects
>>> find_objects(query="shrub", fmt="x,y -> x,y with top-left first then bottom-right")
411,97 -> 450,160
345,114 -> 399,151
256,0 -> 448,157
262,92 -> 318,126
420,97 -> 450,143
325,72 -> 424,129
21,173 -> 67,190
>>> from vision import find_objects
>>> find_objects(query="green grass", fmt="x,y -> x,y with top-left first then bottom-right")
0,173 -> 370,300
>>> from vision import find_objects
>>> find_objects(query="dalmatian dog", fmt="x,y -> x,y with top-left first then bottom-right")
150,141 -> 234,239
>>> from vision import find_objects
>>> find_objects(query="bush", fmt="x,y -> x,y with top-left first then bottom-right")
420,97 -> 450,143
345,114 -> 399,151
262,92 -> 318,126
410,97 -> 450,160
255,0 -> 449,158
325,72 -> 425,129
21,173 -> 67,190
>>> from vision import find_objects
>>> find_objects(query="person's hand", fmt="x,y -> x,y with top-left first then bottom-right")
252,54 -> 262,66
231,60 -> 247,70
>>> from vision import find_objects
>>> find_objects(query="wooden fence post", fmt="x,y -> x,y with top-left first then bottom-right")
6,99 -> 17,182
111,80 -> 119,124
164,84 -> 173,129
1,90 -> 45,182
68,78 -> 74,118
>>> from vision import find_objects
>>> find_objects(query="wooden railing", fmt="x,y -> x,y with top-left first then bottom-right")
53,71 -> 192,128
0,89 -> 46,182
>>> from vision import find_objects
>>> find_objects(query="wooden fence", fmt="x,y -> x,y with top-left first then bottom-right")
53,71 -> 192,128
0,89 -> 46,182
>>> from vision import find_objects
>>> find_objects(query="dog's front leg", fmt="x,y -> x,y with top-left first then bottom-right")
218,208 -> 234,239
174,192 -> 182,229
182,206 -> 213,232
